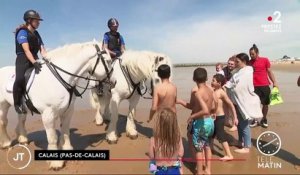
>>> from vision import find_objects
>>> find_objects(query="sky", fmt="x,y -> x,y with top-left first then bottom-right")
0,0 -> 300,67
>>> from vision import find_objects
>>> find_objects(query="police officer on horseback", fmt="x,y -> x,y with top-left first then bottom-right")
96,18 -> 125,96
13,10 -> 47,114
102,18 -> 125,59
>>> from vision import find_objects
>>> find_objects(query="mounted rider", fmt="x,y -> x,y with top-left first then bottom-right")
102,18 -> 125,59
97,18 -> 125,95
13,10 -> 47,114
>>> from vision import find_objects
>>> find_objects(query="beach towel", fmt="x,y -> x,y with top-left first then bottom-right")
270,87 -> 283,106
225,66 -> 263,120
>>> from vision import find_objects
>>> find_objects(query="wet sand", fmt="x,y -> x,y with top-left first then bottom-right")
272,61 -> 300,73
1,65 -> 299,174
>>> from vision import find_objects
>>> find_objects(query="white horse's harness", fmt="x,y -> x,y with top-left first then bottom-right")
26,44 -> 113,113
119,61 -> 153,99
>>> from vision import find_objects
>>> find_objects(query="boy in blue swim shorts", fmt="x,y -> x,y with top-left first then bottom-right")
188,117 -> 214,152
177,67 -> 217,174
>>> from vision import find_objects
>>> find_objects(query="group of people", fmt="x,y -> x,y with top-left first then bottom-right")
14,9 -> 280,175
216,45 -> 278,128
147,46 -> 277,174
13,9 -> 125,114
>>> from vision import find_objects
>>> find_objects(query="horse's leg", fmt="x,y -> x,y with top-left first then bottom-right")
126,94 -> 140,139
103,97 -> 111,122
102,91 -> 112,122
106,94 -> 120,144
15,112 -> 28,145
0,101 -> 12,148
59,105 -> 73,150
41,107 -> 64,170
94,104 -> 103,126
90,89 -> 105,126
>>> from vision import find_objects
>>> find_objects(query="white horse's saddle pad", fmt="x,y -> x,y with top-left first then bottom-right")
6,69 -> 35,93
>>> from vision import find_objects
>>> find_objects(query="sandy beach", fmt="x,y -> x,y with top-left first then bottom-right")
0,63 -> 299,174
272,61 -> 300,73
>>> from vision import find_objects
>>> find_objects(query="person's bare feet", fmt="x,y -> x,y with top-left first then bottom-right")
228,125 -> 237,132
219,155 -> 234,161
234,148 -> 250,154
233,141 -> 244,148
204,169 -> 211,175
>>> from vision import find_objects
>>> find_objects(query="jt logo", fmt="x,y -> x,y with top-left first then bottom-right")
13,153 -> 25,161
7,144 -> 32,169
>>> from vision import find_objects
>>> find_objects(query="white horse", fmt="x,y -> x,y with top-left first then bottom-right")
90,50 -> 172,143
0,41 -> 111,169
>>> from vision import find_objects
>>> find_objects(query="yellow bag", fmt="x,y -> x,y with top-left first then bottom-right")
270,87 -> 283,106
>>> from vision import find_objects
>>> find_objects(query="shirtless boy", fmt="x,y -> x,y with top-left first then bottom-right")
148,64 -> 177,122
177,67 -> 216,175
211,74 -> 238,161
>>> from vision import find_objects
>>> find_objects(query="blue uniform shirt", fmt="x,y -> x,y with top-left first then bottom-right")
16,29 -> 44,55
103,32 -> 125,52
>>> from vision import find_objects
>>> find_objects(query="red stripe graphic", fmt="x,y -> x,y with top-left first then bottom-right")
109,158 -> 247,162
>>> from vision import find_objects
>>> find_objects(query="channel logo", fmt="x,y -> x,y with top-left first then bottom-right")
261,11 -> 282,32
7,144 -> 32,169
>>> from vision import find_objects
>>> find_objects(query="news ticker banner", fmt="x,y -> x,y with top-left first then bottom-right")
35,150 -> 109,160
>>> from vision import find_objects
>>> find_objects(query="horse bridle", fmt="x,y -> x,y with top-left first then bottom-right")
90,44 -> 111,78
121,58 -> 162,100
44,44 -> 113,106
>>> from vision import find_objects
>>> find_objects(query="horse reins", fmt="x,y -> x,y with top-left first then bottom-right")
119,63 -> 152,100
44,44 -> 113,107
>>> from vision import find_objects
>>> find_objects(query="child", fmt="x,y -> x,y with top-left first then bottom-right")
148,108 -> 184,175
216,63 -> 225,76
148,64 -> 177,122
177,67 -> 216,175
211,74 -> 238,161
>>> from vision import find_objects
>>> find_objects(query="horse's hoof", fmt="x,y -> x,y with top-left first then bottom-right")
106,139 -> 117,144
95,123 -> 104,126
48,160 -> 65,171
1,145 -> 12,150
126,133 -> 138,140
129,135 -> 138,140
18,135 -> 29,145
20,142 -> 28,146
51,167 -> 62,171
104,119 -> 111,124
0,141 -> 12,149
94,119 -> 104,126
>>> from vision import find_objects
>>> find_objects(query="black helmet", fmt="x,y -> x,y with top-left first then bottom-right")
107,18 -> 119,28
23,10 -> 43,22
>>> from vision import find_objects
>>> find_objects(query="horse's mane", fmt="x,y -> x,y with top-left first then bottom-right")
121,50 -> 172,80
46,41 -> 96,60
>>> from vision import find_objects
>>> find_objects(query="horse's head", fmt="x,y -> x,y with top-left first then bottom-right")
82,42 -> 112,81
121,50 -> 172,96
47,41 -> 112,81
152,54 -> 173,84
147,52 -> 173,96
